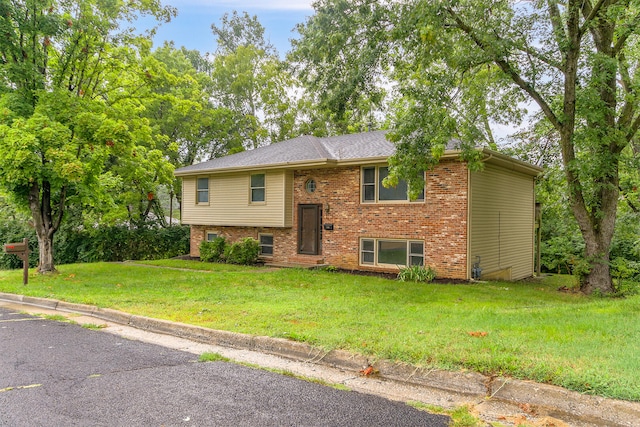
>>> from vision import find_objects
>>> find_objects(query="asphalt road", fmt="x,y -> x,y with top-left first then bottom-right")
0,307 -> 449,427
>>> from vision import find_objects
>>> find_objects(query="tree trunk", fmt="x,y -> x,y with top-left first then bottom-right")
35,230 -> 56,273
580,232 -> 615,294
28,181 -> 63,274
567,168 -> 618,295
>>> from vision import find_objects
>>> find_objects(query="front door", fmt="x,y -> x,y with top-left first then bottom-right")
298,204 -> 321,255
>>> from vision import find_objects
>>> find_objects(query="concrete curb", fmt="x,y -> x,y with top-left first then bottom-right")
2,292 -> 638,426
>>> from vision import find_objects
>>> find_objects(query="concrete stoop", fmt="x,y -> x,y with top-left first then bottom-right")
1,292 -> 638,427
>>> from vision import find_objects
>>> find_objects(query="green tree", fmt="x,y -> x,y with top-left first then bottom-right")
292,0 -> 640,294
139,43 -> 243,219
211,10 -> 275,55
210,11 -> 297,148
0,0 -> 175,273
289,0 -> 390,134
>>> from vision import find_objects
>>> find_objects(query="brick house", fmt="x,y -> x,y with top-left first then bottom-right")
174,131 -> 542,281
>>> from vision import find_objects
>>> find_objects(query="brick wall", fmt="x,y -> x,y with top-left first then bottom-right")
189,160 -> 469,279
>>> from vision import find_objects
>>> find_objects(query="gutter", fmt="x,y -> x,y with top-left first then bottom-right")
174,158 -> 340,177
174,148 -> 542,178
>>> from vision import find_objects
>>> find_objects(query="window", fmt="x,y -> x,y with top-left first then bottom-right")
259,234 -> 274,256
361,239 -> 375,264
197,177 -> 209,204
206,232 -> 218,242
378,167 -> 408,201
362,167 -> 376,202
250,173 -> 265,203
305,178 -> 316,193
360,239 -> 424,267
361,166 -> 424,203
409,241 -> 424,266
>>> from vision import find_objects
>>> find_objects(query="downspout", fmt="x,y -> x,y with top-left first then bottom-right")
498,211 -> 501,269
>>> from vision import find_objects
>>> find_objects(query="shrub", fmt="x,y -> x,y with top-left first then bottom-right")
398,265 -> 437,282
200,237 -> 227,262
79,224 -> 190,262
224,237 -> 260,265
55,223 -> 190,264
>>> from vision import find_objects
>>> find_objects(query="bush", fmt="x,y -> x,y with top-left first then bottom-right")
55,223 -> 190,264
398,265 -> 437,282
75,224 -> 190,262
0,218 -> 190,269
200,237 -> 227,262
224,237 -> 260,265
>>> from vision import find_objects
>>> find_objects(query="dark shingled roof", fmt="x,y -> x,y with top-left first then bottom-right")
175,130 -> 392,175
175,130 -> 461,175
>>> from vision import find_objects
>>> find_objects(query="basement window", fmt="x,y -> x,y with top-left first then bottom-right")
259,234 -> 274,257
360,238 -> 424,268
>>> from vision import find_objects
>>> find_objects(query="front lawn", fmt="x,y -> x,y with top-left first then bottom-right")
0,260 -> 638,401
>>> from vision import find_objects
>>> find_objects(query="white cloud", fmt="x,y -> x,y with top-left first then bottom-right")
167,0 -> 314,11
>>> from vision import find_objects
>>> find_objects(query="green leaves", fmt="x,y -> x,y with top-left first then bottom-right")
207,12 -> 303,148
290,0 -> 392,133
0,0 -> 178,271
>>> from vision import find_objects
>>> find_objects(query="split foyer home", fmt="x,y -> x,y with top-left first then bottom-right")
174,130 -> 543,281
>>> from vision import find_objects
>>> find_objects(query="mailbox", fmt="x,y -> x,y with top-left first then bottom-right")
4,242 -> 28,254
3,238 -> 29,285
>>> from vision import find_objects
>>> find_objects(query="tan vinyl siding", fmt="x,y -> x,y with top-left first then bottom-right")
181,171 -> 293,227
284,170 -> 294,227
469,164 -> 535,280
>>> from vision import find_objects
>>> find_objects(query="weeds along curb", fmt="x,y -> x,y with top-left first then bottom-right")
2,292 -> 639,427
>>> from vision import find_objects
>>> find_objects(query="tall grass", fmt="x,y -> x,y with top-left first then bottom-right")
0,260 -> 638,401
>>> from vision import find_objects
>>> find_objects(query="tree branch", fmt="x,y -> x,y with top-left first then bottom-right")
626,111 -> 640,142
52,186 -> 66,233
579,0 -> 617,37
445,7 -> 563,132
617,52 -> 637,131
547,0 -> 568,54
613,10 -> 640,54
517,44 -> 563,71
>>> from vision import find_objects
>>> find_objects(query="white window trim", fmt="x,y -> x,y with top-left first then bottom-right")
305,178 -> 316,193
250,173 -> 266,204
258,233 -> 274,257
206,231 -> 219,242
359,238 -> 425,268
361,166 -> 425,204
197,177 -> 209,205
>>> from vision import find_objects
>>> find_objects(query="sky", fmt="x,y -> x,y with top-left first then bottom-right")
135,1 -> 523,141
141,0 -> 315,56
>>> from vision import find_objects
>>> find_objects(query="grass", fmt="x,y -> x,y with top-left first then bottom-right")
1,260 -> 639,401
199,352 -> 231,362
408,402 -> 492,427
81,323 -> 107,330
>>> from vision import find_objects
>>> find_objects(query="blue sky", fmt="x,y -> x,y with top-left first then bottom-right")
142,0 -> 315,55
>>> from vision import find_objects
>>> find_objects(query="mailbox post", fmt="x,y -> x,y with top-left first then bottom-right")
3,238 -> 29,285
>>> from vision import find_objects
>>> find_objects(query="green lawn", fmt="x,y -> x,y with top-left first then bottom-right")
1,260 -> 638,401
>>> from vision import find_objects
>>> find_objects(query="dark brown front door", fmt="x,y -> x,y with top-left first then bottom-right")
298,204 -> 321,255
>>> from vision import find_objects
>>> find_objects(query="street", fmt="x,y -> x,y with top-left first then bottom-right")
0,307 -> 449,426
